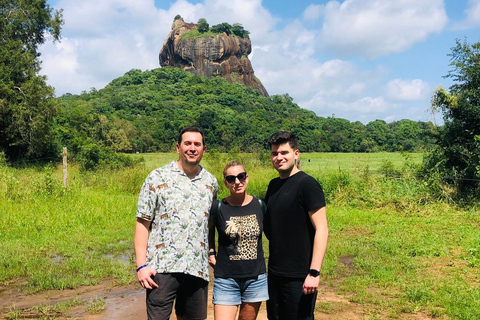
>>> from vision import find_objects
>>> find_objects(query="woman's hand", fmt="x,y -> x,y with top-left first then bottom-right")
208,255 -> 216,268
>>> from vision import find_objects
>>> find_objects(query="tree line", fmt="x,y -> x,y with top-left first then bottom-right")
56,67 -> 436,157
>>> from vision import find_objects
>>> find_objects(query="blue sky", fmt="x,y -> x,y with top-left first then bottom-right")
40,0 -> 480,124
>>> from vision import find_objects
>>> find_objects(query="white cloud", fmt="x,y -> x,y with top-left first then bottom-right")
452,0 -> 480,29
40,0 -> 175,94
386,79 -> 431,101
320,0 -> 448,58
350,96 -> 388,114
464,0 -> 480,27
302,4 -> 324,22
40,39 -> 92,95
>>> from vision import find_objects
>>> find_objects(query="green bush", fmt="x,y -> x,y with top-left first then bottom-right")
197,18 -> 209,33
76,143 -> 136,171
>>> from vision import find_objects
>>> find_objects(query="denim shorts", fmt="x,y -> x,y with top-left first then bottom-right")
213,273 -> 269,305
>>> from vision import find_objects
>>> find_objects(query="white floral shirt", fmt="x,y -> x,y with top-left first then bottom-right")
136,161 -> 218,281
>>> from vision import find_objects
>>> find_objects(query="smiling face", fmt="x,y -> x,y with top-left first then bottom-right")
270,142 -> 300,178
224,165 -> 248,195
176,131 -> 206,167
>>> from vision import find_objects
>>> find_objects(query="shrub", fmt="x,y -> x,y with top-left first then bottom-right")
76,144 -> 136,171
380,160 -> 402,178
197,18 -> 209,33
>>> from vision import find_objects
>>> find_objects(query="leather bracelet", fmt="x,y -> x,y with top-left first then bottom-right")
209,251 -> 216,256
136,264 -> 147,272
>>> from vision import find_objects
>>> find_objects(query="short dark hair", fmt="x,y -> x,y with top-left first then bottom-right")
268,131 -> 298,150
177,126 -> 205,145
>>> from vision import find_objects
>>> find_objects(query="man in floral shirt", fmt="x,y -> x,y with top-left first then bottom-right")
134,126 -> 218,320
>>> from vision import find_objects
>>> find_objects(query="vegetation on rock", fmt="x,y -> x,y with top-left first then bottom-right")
188,18 -> 250,39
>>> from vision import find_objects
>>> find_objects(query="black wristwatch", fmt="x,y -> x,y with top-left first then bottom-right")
308,269 -> 320,277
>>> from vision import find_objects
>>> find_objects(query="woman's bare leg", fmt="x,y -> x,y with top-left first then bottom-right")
214,304 -> 238,320
238,302 -> 261,320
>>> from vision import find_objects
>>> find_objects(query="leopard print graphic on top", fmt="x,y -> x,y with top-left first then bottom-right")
226,214 -> 261,261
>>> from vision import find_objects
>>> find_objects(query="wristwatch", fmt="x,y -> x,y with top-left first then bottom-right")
308,269 -> 320,277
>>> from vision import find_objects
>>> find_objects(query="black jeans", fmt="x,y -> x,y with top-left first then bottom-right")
266,273 -> 317,320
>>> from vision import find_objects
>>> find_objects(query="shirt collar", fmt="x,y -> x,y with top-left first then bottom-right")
170,161 -> 204,180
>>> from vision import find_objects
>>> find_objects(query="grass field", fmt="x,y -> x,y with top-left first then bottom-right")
1,152 -> 479,319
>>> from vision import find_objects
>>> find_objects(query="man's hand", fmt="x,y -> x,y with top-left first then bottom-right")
302,274 -> 319,295
137,267 -> 158,289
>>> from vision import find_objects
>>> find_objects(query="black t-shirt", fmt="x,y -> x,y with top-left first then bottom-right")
265,171 -> 326,278
210,197 -> 267,278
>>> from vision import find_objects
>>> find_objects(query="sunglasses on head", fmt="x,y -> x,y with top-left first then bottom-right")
224,172 -> 247,184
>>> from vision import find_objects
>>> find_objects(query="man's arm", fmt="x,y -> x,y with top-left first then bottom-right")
303,206 -> 328,295
134,218 -> 158,289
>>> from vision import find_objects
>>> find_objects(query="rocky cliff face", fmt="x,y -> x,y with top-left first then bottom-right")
159,19 -> 268,97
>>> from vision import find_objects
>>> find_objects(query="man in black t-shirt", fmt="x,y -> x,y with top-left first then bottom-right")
265,131 -> 329,320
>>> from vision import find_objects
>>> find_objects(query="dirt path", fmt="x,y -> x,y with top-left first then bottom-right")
0,278 -> 362,320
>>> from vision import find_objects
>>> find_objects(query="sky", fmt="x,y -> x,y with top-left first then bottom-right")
40,0 -> 480,124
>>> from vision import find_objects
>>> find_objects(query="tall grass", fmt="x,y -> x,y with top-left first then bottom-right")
1,152 -> 479,319
0,163 -> 147,293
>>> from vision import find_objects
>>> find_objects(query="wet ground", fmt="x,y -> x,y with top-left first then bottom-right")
0,266 -> 433,320
0,278 -> 364,319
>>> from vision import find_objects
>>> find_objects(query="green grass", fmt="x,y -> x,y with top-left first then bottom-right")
1,152 -> 479,319
179,29 -> 220,40
85,297 -> 106,314
298,151 -> 422,174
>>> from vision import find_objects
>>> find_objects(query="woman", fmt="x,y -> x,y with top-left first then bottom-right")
208,160 -> 268,320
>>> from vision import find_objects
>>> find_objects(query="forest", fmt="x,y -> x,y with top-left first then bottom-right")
55,67 -> 436,161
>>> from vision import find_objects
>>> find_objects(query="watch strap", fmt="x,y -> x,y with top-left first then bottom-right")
308,269 -> 320,277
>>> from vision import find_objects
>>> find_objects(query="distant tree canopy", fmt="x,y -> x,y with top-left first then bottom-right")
422,39 -> 480,196
192,18 -> 250,39
0,0 -> 64,162
197,18 -> 209,33
55,67 -> 435,168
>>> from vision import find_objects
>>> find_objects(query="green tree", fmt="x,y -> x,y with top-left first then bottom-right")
197,18 -> 209,33
211,22 -> 232,35
0,0 -> 63,162
389,119 -> 422,151
232,23 -> 249,39
366,119 -> 389,151
425,39 -> 480,195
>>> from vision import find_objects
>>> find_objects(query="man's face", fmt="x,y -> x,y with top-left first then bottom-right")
176,131 -> 206,166
270,142 -> 299,173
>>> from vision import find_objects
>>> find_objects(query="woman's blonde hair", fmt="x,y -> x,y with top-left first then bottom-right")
223,160 -> 246,178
